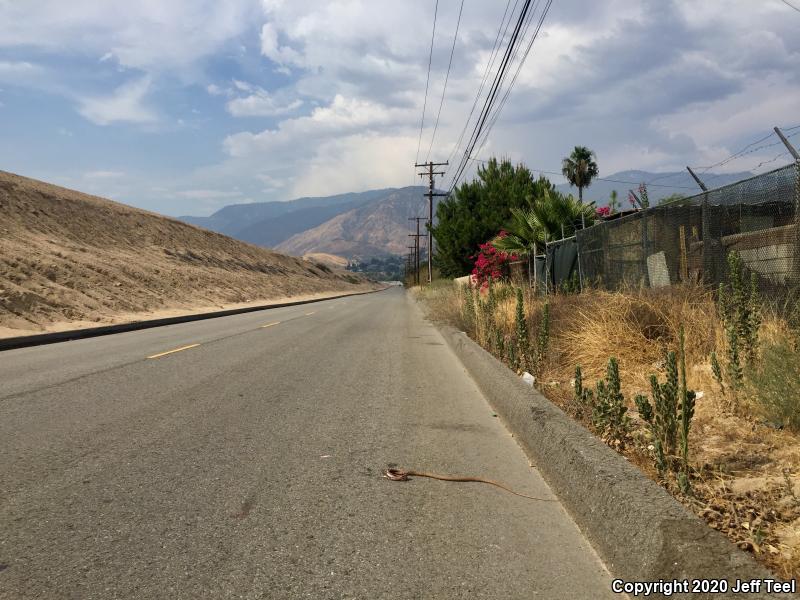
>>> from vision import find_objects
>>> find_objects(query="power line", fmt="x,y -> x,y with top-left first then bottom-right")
779,0 -> 800,13
449,0 -> 534,189
693,129 -> 800,186
645,125 -> 800,188
470,0 -> 542,157
473,0 -> 552,159
697,135 -> 781,173
447,0 -> 533,189
448,0 -> 553,194
425,0 -> 465,162
447,0 -> 535,193
414,0 -> 439,166
445,0 -> 517,168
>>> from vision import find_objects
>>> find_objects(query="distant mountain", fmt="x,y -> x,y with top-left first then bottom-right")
178,188 -> 401,239
233,195 -> 378,248
557,170 -> 753,206
275,187 -> 437,259
176,169 -> 758,260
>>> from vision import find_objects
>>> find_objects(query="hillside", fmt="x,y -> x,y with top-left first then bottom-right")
302,253 -> 350,269
179,188 -> 407,244
0,171 -> 375,337
275,188 -> 436,259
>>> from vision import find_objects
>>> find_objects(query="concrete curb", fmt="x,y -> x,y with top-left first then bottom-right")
437,324 -> 795,599
0,287 -> 387,352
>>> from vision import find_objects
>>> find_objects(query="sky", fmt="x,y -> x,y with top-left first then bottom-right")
0,0 -> 798,217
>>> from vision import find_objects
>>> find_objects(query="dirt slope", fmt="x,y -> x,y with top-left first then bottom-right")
0,171 -> 375,336
302,253 -> 349,268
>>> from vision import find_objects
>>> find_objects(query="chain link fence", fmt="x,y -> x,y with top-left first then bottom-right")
536,162 -> 799,301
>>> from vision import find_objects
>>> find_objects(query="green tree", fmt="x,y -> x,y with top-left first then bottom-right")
492,187 -> 595,287
432,158 -> 537,277
561,146 -> 599,204
493,188 -> 595,248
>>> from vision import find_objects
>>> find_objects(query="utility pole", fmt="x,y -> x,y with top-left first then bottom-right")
409,217 -> 425,285
408,233 -> 423,285
407,245 -> 416,286
415,160 -> 449,283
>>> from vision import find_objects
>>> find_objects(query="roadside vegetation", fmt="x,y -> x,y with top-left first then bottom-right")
417,278 -> 800,579
415,150 -> 800,580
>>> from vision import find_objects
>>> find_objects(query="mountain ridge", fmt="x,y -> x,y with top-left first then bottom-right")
177,170 -> 755,258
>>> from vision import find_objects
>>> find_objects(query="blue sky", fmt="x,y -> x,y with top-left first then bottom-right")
1,0 -> 799,216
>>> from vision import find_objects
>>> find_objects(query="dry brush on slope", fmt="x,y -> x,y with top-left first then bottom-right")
0,171 -> 375,336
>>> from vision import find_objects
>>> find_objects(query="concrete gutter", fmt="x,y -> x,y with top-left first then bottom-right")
437,324 -> 796,599
0,287 -> 387,352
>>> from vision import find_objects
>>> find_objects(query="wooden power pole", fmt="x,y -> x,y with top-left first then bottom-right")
415,160 -> 448,283
407,245 -> 416,286
409,217 -> 425,285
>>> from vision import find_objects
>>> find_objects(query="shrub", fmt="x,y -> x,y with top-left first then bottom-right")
573,364 -> 593,419
515,287 -> 530,371
635,325 -> 696,492
534,301 -> 550,374
471,240 -> 516,289
748,340 -> 800,432
710,351 -> 724,394
591,357 -> 630,445
719,251 -> 761,367
677,326 -> 695,494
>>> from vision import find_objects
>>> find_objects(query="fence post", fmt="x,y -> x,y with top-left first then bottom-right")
775,127 -> 800,286
544,239 -> 550,295
641,210 -> 649,287
795,159 -> 800,286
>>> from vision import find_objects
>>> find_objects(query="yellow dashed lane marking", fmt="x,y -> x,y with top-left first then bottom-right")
147,343 -> 201,359
261,321 -> 281,328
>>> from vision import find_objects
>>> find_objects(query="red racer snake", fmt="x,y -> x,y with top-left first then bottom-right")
383,468 -> 556,502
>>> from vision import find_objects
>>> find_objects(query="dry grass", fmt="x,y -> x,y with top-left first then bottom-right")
417,280 -> 800,579
0,170 -> 376,336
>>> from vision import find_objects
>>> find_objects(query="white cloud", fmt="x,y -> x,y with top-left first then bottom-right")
259,22 -> 302,66
0,1 -> 261,74
227,91 -> 302,117
224,94 -> 414,157
77,76 -> 157,125
3,0 -> 800,215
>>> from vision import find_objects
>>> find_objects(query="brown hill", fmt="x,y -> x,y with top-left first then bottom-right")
275,188 -> 433,259
0,171 -> 375,337
302,253 -> 349,269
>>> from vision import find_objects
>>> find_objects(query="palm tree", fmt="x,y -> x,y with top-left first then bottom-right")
561,146 -> 599,204
493,189 -> 595,287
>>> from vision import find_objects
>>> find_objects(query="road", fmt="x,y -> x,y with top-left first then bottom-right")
0,287 -> 615,599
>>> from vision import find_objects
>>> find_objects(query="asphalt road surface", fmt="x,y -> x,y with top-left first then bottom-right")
0,287 -> 616,599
